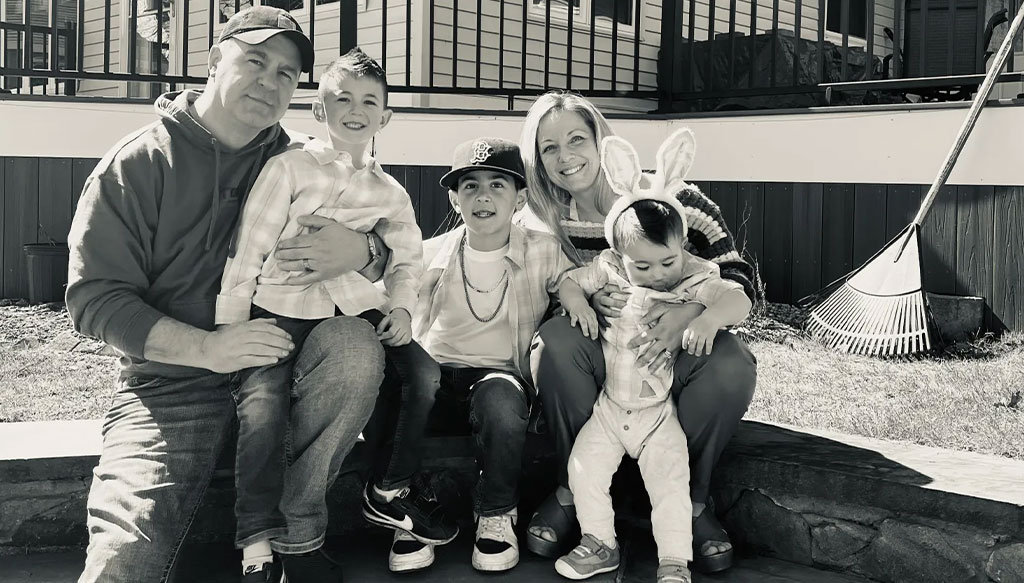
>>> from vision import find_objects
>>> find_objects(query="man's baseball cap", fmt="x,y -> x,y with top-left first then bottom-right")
440,137 -> 527,190
219,6 -> 314,73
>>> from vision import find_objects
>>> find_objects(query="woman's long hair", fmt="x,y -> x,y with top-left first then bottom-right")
519,91 -> 618,265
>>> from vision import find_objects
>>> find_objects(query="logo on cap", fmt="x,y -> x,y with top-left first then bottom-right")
470,141 -> 494,165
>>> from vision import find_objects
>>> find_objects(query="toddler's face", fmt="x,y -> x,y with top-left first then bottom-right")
317,75 -> 390,148
619,235 -> 686,292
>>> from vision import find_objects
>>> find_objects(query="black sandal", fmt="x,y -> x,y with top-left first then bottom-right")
525,492 -> 579,558
691,501 -> 734,573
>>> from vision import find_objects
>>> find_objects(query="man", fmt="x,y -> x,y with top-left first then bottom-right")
67,8 -> 385,582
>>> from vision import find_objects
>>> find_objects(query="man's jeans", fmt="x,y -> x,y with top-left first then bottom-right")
78,316 -> 385,583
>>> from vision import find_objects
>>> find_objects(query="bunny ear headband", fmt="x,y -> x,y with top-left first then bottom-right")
601,127 -> 696,249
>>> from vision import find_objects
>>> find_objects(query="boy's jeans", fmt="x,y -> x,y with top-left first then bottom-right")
357,309 -> 441,490
78,316 -> 384,583
432,366 -> 531,517
232,308 -> 324,549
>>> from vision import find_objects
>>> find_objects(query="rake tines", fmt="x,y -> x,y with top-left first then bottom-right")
801,1 -> 1024,357
805,225 -> 934,357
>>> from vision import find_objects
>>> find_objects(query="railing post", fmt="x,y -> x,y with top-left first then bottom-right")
65,22 -> 77,95
340,0 -> 357,55
658,0 -> 682,111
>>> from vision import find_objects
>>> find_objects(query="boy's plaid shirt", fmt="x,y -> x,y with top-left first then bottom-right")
414,224 -> 573,386
216,140 -> 422,324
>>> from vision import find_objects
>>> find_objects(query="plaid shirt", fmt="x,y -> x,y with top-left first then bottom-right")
217,139 -> 422,324
414,224 -> 573,387
567,249 -> 742,408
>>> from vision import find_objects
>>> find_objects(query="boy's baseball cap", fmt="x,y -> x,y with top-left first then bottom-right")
440,137 -> 527,190
219,6 -> 314,73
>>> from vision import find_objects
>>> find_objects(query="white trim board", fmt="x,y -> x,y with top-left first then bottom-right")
3,99 -> 1024,185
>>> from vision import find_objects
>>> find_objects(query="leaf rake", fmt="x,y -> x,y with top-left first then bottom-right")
804,2 -> 1024,356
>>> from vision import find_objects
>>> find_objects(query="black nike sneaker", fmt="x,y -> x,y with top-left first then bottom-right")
361,483 -> 459,545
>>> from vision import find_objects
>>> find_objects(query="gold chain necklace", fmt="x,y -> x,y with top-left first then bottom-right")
458,236 -> 510,323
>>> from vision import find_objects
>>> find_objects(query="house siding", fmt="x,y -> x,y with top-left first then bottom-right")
68,0 -> 896,105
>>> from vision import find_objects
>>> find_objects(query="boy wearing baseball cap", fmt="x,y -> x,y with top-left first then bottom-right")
378,137 -> 574,573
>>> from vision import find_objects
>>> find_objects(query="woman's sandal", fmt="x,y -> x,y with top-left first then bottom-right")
691,501 -> 734,573
525,492 -> 579,558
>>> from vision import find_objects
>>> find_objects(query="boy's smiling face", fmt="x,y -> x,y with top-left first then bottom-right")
449,170 -> 526,250
314,74 -> 391,154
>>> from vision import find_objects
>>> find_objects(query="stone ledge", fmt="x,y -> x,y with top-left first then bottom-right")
3,420 -> 1023,582
716,421 -> 1024,536
712,421 -> 1024,583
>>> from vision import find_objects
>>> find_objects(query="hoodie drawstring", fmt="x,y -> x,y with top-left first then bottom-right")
227,142 -> 268,258
204,141 -> 221,251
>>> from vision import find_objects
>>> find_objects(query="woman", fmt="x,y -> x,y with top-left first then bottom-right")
520,92 -> 758,573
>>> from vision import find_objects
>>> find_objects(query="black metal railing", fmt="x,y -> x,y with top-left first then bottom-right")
1,0 -> 1019,111
1,19 -> 78,95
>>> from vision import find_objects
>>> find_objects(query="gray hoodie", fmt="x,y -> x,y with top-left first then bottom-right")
67,90 -> 300,381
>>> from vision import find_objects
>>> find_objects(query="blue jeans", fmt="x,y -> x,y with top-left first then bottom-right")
232,309 -> 324,549
358,310 -> 441,490
530,315 -> 757,503
78,316 -> 385,583
429,366 -> 530,517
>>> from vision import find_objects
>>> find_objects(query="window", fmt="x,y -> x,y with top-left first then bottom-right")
825,0 -> 867,41
126,0 -> 171,98
530,0 -> 638,36
592,0 -> 634,27
217,0 -> 306,25
531,0 -> 581,17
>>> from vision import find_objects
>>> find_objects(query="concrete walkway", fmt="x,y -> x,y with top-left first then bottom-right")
1,528 -> 871,583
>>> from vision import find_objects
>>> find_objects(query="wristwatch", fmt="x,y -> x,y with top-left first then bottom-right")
361,232 -> 380,271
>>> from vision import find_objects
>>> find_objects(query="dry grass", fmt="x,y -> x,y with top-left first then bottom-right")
1,301 -> 1022,460
0,302 -> 118,422
745,332 -> 1024,460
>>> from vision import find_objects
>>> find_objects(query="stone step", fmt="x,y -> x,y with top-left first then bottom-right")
0,527 -> 873,583
4,419 -> 1023,582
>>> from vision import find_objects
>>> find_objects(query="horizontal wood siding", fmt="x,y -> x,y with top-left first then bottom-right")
425,0 -> 662,91
77,0 -> 122,95
70,0 -> 895,99
2,156 -> 1021,331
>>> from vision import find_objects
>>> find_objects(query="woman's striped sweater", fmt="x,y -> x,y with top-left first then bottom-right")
562,183 -> 759,302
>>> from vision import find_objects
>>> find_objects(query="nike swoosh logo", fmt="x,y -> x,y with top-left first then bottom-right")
395,515 -> 414,531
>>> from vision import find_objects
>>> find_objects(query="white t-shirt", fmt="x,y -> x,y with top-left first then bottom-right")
427,243 -> 515,371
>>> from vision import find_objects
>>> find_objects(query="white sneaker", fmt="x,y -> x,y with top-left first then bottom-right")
472,509 -> 519,572
389,530 -> 435,572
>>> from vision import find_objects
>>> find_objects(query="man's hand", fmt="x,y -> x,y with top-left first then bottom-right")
682,313 -> 721,356
377,308 -> 413,347
200,319 -> 293,373
275,215 -> 370,284
592,283 -> 627,320
627,302 -> 705,370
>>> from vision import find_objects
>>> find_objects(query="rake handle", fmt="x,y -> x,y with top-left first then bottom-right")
911,1 -> 1024,228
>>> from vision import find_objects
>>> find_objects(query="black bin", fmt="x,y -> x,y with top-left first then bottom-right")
24,243 -> 70,304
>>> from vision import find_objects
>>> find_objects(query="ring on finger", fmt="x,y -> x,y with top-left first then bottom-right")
302,258 -> 312,271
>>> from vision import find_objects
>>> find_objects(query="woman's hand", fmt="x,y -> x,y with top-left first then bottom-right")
627,302 -> 706,370
275,215 -> 370,284
591,283 -> 628,321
